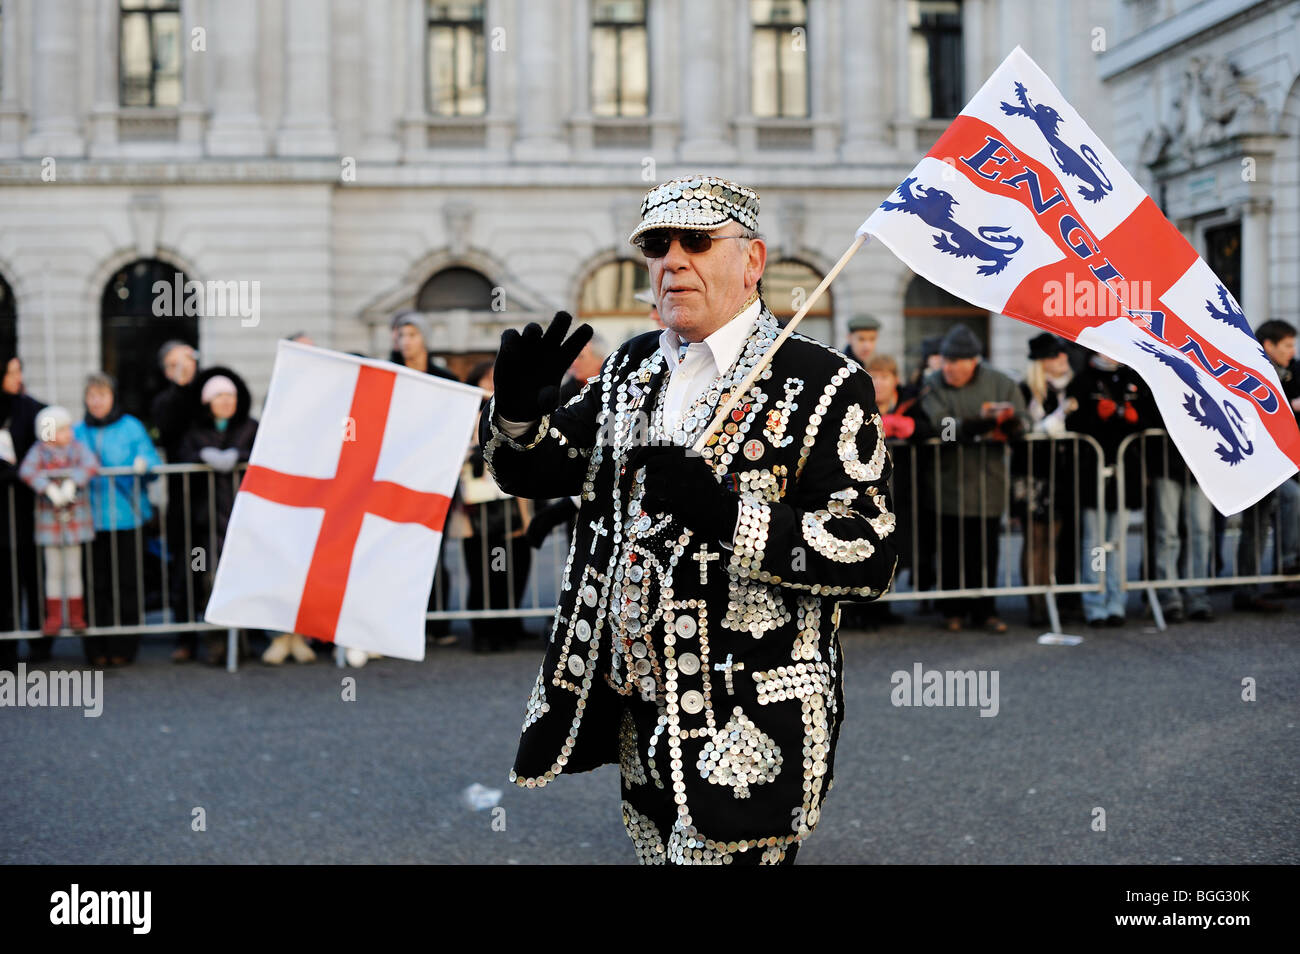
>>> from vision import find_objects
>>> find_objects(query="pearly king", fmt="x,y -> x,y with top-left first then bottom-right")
484,176 -> 898,864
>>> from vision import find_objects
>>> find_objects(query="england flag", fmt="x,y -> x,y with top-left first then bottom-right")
859,46 -> 1300,515
204,341 -> 483,660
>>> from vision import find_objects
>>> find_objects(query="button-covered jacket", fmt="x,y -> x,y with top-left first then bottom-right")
481,306 -> 897,857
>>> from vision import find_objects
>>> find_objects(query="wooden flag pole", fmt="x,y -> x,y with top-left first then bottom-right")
691,232 -> 868,454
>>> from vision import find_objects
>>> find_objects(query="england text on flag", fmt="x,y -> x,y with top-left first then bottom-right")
203,341 -> 483,661
858,46 -> 1300,516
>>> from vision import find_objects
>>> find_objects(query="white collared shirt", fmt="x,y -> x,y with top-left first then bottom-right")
657,297 -> 761,435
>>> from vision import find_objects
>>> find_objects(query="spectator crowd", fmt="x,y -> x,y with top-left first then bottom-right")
2,309 -> 1298,673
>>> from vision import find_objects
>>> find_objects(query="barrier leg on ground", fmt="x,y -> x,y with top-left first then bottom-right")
1145,586 -> 1166,632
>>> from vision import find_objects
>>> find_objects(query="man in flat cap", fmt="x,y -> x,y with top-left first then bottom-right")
918,324 -> 1027,633
844,314 -> 880,369
482,174 -> 898,864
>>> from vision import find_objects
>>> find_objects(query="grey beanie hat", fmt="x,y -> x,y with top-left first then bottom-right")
393,311 -> 431,342
939,324 -> 983,360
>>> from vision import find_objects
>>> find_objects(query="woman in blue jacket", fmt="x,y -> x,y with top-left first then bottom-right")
74,372 -> 162,665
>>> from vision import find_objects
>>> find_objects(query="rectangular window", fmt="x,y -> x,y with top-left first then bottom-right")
591,0 -> 648,118
908,0 -> 963,119
119,0 -> 182,108
751,0 -> 808,118
427,1 -> 487,117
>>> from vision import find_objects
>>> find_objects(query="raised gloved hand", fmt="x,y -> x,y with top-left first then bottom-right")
493,311 -> 593,422
199,446 -> 240,473
623,445 -> 740,544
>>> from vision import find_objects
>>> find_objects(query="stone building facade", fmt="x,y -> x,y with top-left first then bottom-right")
0,0 -> 1112,418
1100,0 -> 1299,337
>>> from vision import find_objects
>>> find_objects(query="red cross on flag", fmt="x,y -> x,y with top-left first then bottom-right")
858,46 -> 1300,516
204,341 -> 483,661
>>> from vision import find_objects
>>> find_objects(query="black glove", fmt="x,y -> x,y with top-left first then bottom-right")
493,311 -> 593,422
524,498 -> 577,549
623,445 -> 740,544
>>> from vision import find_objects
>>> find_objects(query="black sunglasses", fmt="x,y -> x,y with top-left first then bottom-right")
633,229 -> 750,258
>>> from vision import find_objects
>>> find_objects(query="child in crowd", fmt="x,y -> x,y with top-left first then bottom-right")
18,406 -> 99,638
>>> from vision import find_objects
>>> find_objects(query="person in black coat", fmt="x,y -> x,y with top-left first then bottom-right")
149,340 -> 206,658
1013,333 -> 1080,626
0,354 -> 45,667
177,367 -> 258,663
462,359 -> 533,652
1065,352 -> 1151,626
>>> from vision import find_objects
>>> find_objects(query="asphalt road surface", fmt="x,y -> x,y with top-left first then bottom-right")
2,599 -> 1296,865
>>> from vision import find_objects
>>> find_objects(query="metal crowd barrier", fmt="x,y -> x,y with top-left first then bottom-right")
1114,429 -> 1300,629
3,430 -> 1296,670
0,463 -> 574,671
875,432 -> 1108,634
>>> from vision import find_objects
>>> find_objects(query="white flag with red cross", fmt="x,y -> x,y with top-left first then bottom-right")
858,46 -> 1300,516
204,341 -> 483,661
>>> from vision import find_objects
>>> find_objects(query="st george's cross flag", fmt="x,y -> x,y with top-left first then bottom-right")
858,46 -> 1300,515
204,341 -> 483,661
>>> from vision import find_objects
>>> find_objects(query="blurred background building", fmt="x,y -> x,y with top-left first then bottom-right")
0,0 -> 1293,419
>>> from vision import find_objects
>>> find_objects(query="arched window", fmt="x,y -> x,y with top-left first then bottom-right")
577,259 -> 655,348
416,266 -> 495,311
0,272 -> 15,361
762,259 -> 832,344
101,259 -> 198,423
903,274 -> 988,378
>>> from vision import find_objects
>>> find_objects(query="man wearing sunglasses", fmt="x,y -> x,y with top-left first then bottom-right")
481,175 -> 897,864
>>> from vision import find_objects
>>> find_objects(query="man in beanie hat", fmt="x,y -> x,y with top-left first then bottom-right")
844,314 -> 880,369
391,311 -> 457,381
480,174 -> 897,864
918,324 -> 1027,633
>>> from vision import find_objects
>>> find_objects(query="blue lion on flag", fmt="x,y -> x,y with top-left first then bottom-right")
1204,283 -> 1269,363
878,177 -> 1024,276
1134,339 -> 1254,465
1000,81 -> 1113,203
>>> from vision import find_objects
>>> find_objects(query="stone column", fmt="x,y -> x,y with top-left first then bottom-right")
276,0 -> 337,155
399,0 -> 426,153
1240,197 -> 1271,323
178,0 -> 208,150
512,0 -> 569,160
0,0 -> 24,154
892,0 -> 915,154
25,0 -> 84,156
88,0 -> 119,157
678,0 -> 734,163
360,0 -> 400,160
205,0 -> 265,155
839,0 -> 889,161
